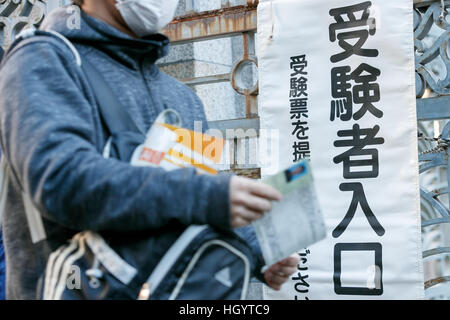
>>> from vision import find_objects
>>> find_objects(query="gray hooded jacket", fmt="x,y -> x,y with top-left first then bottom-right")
0,7 -> 253,299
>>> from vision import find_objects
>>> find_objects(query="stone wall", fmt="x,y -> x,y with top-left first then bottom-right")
159,0 -> 247,123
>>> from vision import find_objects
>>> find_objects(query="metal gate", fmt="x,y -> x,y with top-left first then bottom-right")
0,0 -> 449,299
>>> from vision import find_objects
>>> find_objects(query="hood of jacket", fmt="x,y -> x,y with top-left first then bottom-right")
40,6 -> 170,70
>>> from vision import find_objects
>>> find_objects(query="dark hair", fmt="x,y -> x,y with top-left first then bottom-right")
72,0 -> 83,5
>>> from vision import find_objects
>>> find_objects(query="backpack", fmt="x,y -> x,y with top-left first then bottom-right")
0,28 -> 259,300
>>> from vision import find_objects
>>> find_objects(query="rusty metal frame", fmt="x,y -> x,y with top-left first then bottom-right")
163,2 -> 259,120
164,1 -> 258,44
162,1 -> 260,174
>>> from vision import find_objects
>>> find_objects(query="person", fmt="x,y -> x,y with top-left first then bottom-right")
0,0 -> 299,300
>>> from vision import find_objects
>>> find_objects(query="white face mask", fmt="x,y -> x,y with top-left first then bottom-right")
115,0 -> 180,37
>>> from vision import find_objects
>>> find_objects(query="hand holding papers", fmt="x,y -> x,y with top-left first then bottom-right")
252,161 -> 327,267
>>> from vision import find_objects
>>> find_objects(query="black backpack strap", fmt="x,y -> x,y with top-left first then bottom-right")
80,56 -> 142,135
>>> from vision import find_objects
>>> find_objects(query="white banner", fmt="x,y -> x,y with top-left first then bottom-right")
257,0 -> 424,299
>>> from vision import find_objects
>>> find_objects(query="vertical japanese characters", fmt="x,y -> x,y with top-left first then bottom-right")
289,57 -> 312,300
290,55 -> 310,162
288,56 -> 312,299
293,249 -> 310,300
328,1 -> 385,296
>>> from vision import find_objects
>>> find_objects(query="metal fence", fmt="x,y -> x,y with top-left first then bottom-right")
414,0 -> 450,299
0,0 -> 449,299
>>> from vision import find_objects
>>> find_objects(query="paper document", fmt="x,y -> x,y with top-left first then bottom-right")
253,161 -> 326,267
131,120 -> 225,175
